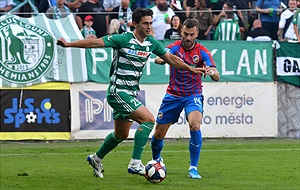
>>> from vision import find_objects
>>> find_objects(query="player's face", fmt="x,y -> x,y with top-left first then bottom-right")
181,26 -> 198,50
134,16 -> 152,38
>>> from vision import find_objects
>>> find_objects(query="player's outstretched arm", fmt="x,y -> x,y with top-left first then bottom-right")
57,37 -> 105,48
154,56 -> 166,65
160,52 -> 205,74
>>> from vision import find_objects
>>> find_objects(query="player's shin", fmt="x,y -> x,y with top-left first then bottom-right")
132,122 -> 154,160
96,132 -> 124,159
151,135 -> 164,160
189,130 -> 202,167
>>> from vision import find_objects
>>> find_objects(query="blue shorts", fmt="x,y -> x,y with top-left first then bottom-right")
156,93 -> 204,124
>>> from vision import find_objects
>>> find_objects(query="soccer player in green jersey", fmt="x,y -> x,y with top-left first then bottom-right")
57,8 -> 204,178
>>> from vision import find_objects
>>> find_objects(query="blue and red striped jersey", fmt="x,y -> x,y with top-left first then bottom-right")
166,40 -> 216,97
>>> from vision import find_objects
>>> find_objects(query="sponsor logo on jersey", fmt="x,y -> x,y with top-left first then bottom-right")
126,48 -> 150,58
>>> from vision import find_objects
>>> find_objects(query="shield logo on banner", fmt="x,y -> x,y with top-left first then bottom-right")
0,16 -> 55,84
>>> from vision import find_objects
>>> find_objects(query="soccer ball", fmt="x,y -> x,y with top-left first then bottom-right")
144,160 -> 167,183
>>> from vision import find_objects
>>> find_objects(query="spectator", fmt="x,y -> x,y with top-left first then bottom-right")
236,0 -> 252,32
183,0 -> 211,18
214,8 -> 241,40
76,0 -> 108,38
38,0 -> 56,13
103,0 -> 121,11
246,19 -> 272,41
0,0 -> 13,14
108,18 -> 121,34
211,0 -> 226,17
45,0 -> 71,19
170,0 -> 186,22
279,0 -> 297,41
164,15 -> 182,39
131,0 -> 150,10
81,15 -> 97,39
255,0 -> 281,40
293,0 -> 300,43
65,0 -> 85,13
151,0 -> 175,40
183,0 -> 195,18
225,0 -> 244,21
110,0 -> 133,33
213,1 -> 245,37
189,0 -> 213,40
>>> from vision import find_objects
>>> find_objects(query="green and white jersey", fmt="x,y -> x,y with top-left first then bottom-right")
102,32 -> 166,97
293,9 -> 300,34
214,19 -> 241,41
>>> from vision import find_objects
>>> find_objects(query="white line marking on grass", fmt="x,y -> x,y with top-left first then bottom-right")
0,148 -> 299,157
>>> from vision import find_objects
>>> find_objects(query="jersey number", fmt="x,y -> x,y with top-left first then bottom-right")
131,98 -> 141,107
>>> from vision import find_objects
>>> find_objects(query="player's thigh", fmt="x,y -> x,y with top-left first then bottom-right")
129,105 -> 155,124
156,94 -> 184,124
187,111 -> 202,131
185,95 -> 204,131
107,91 -> 143,121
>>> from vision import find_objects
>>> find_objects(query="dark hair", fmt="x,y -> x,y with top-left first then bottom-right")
182,19 -> 199,30
224,1 -> 233,9
170,15 -> 182,37
132,8 -> 153,24
170,15 -> 182,27
196,0 -> 207,9
225,11 -> 234,19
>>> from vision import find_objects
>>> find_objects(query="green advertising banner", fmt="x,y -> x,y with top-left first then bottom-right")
276,42 -> 300,87
0,13 -> 275,87
86,41 -> 274,84
0,14 -> 88,87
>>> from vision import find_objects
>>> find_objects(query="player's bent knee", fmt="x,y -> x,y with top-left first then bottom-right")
114,132 -> 129,140
153,130 -> 165,140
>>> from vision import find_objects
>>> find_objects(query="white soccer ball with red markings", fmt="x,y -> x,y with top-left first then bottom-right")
144,160 -> 167,183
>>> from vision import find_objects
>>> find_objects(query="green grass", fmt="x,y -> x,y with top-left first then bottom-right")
0,139 -> 299,190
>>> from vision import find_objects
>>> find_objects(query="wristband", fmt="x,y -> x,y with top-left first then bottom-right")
209,69 -> 214,76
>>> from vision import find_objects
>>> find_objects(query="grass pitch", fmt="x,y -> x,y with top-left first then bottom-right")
0,138 -> 299,190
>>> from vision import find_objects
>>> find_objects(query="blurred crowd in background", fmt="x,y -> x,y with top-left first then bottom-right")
1,0 -> 300,42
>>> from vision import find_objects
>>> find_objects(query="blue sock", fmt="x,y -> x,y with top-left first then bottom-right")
151,135 -> 164,160
189,130 -> 202,167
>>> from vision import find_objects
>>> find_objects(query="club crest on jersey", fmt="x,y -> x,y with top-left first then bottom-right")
0,16 -> 55,84
192,55 -> 199,64
157,111 -> 163,120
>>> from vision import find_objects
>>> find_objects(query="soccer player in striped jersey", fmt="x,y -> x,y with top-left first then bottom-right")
57,8 -> 204,178
151,19 -> 220,179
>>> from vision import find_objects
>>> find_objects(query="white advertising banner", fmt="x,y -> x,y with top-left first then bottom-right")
70,82 -> 277,139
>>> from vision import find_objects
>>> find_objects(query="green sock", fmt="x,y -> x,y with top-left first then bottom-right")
132,122 -> 154,160
96,132 -> 124,159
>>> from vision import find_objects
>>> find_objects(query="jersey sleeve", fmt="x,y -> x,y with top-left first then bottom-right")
102,33 -> 126,49
151,37 -> 167,57
200,46 -> 216,67
166,40 -> 180,55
